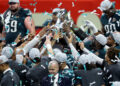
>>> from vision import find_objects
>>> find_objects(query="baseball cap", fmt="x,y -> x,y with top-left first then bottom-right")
53,48 -> 62,55
111,32 -> 120,45
29,48 -> 41,60
9,0 -> 20,4
54,52 -> 67,63
1,46 -> 14,59
78,53 -> 96,65
52,8 -> 60,14
99,0 -> 113,11
16,54 -> 24,64
95,34 -> 107,46
0,55 -> 8,64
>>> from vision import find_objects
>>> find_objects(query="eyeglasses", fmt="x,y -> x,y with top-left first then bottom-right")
9,2 -> 17,5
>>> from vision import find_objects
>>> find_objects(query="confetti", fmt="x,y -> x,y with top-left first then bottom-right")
76,36 -> 81,42
119,53 -> 120,57
33,59 -> 36,63
74,28 -> 79,31
72,2 -> 75,7
26,30 -> 29,35
76,76 -> 82,79
91,10 -> 96,14
83,64 -> 87,71
43,11 -> 52,16
34,8 -> 36,13
43,44 -> 46,48
58,2 -> 62,7
78,10 -> 85,13
29,3 -> 33,6
89,81 -> 96,86
33,2 -> 37,6
74,66 -> 78,69
81,13 -> 88,17
48,74 -> 54,77
64,50 -> 68,53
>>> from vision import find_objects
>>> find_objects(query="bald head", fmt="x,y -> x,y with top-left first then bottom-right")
48,60 -> 59,75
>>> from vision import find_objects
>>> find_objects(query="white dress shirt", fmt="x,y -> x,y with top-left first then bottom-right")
54,73 -> 59,86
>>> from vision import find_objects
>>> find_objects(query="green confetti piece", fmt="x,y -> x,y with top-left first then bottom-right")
10,49 -> 13,55
26,30 -> 29,35
77,53 -> 80,56
62,32 -> 66,35
74,66 -> 78,69
43,44 -> 46,48
5,26 -> 9,29
47,13 -> 52,16
78,62 -> 81,65
18,64 -> 22,66
64,50 -> 68,53
33,59 -> 36,63
46,62 -> 48,65
20,80 -> 22,86
48,74 -> 54,77
59,74 -> 64,78
47,51 -> 54,57
74,28 -> 79,31
119,53 -> 120,58
30,3 -> 33,6
76,36 -> 82,42
83,64 -> 87,71
19,23 -> 21,26
81,13 -> 88,17
76,76 -> 82,79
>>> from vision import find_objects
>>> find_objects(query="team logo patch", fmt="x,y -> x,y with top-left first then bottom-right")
112,18 -> 116,22
16,16 -> 19,18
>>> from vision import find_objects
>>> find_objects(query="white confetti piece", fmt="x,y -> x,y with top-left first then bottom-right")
72,2 -> 75,7
89,81 -> 96,86
58,2 -> 62,7
91,10 -> 100,15
91,10 -> 96,14
34,8 -> 36,13
94,13 -> 100,15
78,10 -> 85,13
97,72 -> 102,75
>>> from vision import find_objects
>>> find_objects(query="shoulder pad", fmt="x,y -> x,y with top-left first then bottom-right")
116,10 -> 120,14
23,8 -> 32,16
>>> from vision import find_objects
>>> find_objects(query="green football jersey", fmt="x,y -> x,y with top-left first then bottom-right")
3,7 -> 32,44
101,10 -> 120,36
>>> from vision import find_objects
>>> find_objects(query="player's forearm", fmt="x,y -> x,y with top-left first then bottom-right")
1,27 -> 6,42
23,35 -> 40,54
24,17 -> 36,35
69,43 -> 80,61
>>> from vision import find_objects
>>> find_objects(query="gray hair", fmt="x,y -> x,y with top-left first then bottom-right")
48,60 -> 59,68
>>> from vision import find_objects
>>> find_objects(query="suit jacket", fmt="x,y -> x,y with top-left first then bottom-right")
0,69 -> 20,86
8,60 -> 30,86
26,56 -> 51,86
41,73 -> 72,86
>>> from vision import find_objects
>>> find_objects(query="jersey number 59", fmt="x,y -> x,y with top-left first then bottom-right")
6,20 -> 17,33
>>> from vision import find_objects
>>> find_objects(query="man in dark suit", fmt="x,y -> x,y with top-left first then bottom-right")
41,60 -> 72,86
26,48 -> 51,86
0,55 -> 20,86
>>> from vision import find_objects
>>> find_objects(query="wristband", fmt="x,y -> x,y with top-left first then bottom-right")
46,44 -> 52,49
